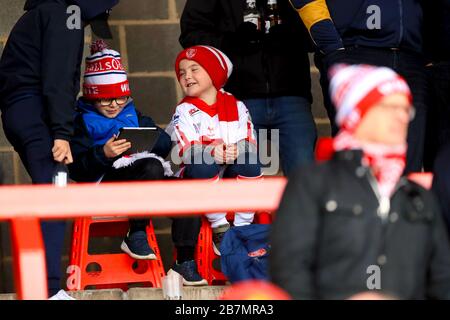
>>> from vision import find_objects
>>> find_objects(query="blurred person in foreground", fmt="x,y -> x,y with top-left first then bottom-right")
270,64 -> 450,300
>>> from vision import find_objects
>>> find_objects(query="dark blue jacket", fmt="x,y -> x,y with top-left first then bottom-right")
68,99 -> 172,182
0,0 -> 118,140
221,224 -> 271,283
290,0 -> 425,55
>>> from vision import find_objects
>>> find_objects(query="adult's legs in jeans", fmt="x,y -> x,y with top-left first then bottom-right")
1,96 -> 66,296
245,97 -> 317,176
243,98 -> 268,138
243,98 -> 269,171
272,96 -> 317,176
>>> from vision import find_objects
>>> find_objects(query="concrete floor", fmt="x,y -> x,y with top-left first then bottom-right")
0,286 -> 227,300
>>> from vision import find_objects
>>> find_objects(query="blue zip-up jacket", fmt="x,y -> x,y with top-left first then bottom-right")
290,0 -> 425,55
68,99 -> 172,182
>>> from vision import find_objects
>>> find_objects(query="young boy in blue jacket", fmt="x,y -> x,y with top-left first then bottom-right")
69,42 -> 204,285
69,40 -> 172,260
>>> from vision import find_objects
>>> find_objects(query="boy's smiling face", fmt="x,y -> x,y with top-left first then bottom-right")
178,59 -> 217,104
94,97 -> 129,118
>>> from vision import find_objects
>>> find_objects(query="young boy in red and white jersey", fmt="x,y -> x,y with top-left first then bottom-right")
167,45 -> 262,264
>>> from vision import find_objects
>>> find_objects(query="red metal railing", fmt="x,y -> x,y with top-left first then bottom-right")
0,178 -> 288,300
0,172 -> 433,300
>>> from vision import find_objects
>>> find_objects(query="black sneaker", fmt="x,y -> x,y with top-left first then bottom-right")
120,230 -> 157,260
171,260 -> 208,286
212,223 -> 230,256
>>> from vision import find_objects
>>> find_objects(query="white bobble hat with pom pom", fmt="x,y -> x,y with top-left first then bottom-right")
83,40 -> 131,100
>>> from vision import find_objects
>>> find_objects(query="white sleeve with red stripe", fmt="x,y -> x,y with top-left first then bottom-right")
237,101 -> 257,145
170,103 -> 201,156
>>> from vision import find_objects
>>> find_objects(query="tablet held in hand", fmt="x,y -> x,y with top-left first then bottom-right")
116,127 -> 161,155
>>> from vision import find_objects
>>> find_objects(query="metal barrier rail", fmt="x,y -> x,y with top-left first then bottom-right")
0,173 -> 433,300
0,178 -> 288,300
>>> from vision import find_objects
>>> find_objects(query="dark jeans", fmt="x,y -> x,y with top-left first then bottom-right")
171,217 -> 201,248
103,158 -> 165,232
102,158 -> 201,248
183,152 -> 262,179
1,95 -> 66,296
244,96 -> 317,176
315,46 -> 429,173
424,62 -> 450,171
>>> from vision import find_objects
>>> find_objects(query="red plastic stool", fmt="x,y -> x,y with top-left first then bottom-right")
195,212 -> 273,285
68,217 -> 165,291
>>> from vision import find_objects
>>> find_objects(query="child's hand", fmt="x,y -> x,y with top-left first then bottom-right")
53,139 -> 73,164
213,143 -> 226,164
224,144 -> 239,163
103,135 -> 131,158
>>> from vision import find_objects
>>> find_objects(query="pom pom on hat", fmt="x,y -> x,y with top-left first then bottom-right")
83,40 -> 131,100
175,45 -> 233,90
90,39 -> 110,55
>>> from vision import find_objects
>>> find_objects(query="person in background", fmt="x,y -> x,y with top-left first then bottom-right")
290,0 -> 428,173
179,0 -> 316,176
167,45 -> 261,283
271,64 -> 450,299
422,0 -> 450,170
0,0 -> 120,299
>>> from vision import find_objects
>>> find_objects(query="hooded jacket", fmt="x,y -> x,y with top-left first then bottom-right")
0,0 -> 118,141
69,0 -> 119,21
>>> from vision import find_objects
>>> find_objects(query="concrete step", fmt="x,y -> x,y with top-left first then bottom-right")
0,286 -> 228,300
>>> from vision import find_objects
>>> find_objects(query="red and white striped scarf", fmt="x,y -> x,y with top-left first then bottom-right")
181,90 -> 240,144
333,131 -> 406,198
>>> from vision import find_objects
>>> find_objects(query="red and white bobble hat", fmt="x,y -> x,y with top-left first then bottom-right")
83,40 -> 131,100
175,45 -> 233,90
329,64 -> 412,132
